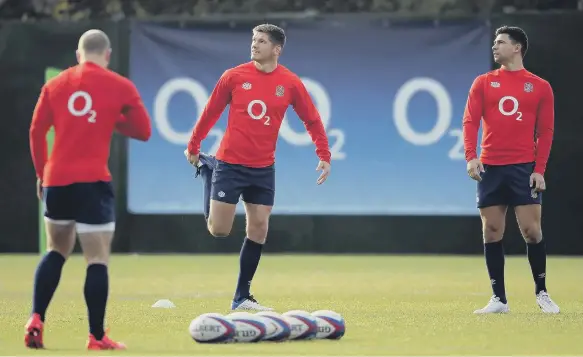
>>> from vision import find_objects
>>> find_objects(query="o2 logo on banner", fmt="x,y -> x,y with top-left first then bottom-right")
393,77 -> 465,161
152,77 -> 347,160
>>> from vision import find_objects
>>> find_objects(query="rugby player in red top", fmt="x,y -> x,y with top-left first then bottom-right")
184,24 -> 331,311
26,29 -> 151,349
463,26 -> 559,314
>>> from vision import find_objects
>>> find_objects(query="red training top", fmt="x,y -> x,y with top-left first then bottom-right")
462,68 -> 554,174
30,61 -> 152,186
188,62 -> 331,167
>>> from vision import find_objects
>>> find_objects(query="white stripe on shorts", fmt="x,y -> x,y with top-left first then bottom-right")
76,222 -> 116,234
44,217 -> 74,225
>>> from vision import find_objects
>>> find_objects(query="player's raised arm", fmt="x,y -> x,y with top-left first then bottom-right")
117,79 -> 152,141
291,77 -> 331,164
462,76 -> 484,162
534,82 -> 555,175
187,71 -> 232,155
29,85 -> 53,181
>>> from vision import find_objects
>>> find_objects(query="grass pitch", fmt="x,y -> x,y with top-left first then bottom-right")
0,254 -> 581,356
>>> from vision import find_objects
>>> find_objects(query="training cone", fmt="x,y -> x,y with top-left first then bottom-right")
152,299 -> 176,308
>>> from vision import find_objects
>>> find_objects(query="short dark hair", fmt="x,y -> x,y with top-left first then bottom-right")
495,26 -> 528,58
253,24 -> 286,48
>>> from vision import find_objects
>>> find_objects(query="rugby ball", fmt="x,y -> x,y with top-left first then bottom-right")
255,311 -> 292,342
282,310 -> 318,340
226,312 -> 267,343
312,310 -> 346,339
189,313 -> 236,343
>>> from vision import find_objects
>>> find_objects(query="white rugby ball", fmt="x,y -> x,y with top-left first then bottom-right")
226,312 -> 267,343
255,311 -> 291,341
312,310 -> 346,340
282,310 -> 318,340
189,313 -> 236,343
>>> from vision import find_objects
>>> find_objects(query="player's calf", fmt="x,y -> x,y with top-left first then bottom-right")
78,224 -> 115,343
515,205 -> 552,308
231,203 -> 273,311
478,206 -> 508,307
25,220 -> 76,349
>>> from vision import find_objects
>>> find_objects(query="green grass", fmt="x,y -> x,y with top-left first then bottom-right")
0,254 -> 581,356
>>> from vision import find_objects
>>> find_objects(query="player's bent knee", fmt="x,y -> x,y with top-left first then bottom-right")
208,225 -> 231,238
207,219 -> 231,237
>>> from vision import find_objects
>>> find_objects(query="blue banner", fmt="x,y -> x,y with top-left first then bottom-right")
128,21 -> 490,215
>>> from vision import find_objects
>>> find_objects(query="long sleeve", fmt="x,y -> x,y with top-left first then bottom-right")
118,80 -> 152,141
29,85 -> 53,180
291,78 -> 331,163
534,82 -> 555,175
187,71 -> 232,154
462,76 -> 484,162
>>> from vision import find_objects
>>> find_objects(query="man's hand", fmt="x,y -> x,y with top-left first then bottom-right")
467,158 -> 485,182
184,149 -> 199,167
316,160 -> 331,185
530,172 -> 546,192
36,179 -> 43,200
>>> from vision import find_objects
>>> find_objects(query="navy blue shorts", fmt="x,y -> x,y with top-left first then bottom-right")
43,181 -> 115,224
211,159 -> 275,206
477,162 -> 542,208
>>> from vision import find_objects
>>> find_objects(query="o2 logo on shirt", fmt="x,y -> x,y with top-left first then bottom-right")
68,90 -> 97,123
247,99 -> 271,126
498,96 -> 522,121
